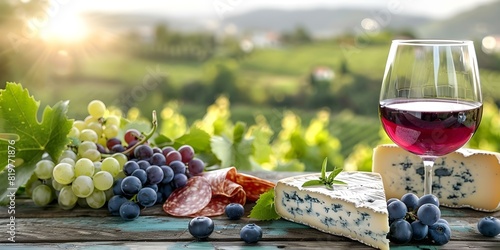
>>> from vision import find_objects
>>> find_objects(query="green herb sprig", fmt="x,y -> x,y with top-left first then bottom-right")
302,158 -> 346,189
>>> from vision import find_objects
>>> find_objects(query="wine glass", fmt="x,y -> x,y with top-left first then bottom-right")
379,40 -> 483,195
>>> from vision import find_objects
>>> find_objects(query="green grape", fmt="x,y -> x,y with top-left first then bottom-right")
34,160 -> 55,180
94,161 -> 102,172
25,174 -> 43,197
101,157 -> 120,177
72,175 -> 94,198
79,129 -> 98,143
59,157 -> 75,166
112,153 -> 128,169
58,186 -> 78,210
87,100 -> 106,118
68,126 -> 80,138
53,163 -> 75,185
105,115 -> 120,127
103,124 -> 119,139
84,115 -> 99,126
78,141 -> 97,156
104,187 -> 114,201
32,184 -> 54,207
73,120 -> 86,132
86,189 -> 106,209
93,171 -> 114,191
58,150 -> 77,162
51,178 -> 66,191
74,158 -> 95,177
87,122 -> 103,137
81,149 -> 101,162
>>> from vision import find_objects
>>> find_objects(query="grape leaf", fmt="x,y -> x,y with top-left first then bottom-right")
249,188 -> 281,220
211,122 -> 253,170
0,82 -> 72,205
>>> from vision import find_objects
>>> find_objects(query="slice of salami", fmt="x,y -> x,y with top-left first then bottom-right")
236,172 -> 275,202
163,176 -> 212,217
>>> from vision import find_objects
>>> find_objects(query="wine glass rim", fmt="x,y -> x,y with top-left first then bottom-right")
392,39 -> 473,46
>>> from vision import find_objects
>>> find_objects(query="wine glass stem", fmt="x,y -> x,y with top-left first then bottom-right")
422,159 -> 435,195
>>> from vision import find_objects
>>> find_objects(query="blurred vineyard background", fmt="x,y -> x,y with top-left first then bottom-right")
2,0 -> 500,171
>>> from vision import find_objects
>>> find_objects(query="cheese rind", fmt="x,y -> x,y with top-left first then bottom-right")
372,144 -> 500,211
274,171 -> 390,250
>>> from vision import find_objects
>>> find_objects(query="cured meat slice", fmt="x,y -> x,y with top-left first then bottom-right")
235,172 -> 275,202
163,167 -> 276,217
163,176 -> 211,217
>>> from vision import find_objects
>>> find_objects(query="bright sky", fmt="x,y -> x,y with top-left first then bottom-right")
51,0 -> 495,19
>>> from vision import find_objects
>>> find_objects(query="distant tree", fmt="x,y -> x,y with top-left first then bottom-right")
282,25 -> 313,45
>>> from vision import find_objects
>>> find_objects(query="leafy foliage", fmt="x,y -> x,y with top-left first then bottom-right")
249,189 -> 280,220
0,83 -> 72,205
302,158 -> 346,189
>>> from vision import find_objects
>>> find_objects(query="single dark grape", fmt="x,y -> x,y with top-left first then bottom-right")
173,173 -> 188,188
119,201 -> 140,220
178,145 -> 195,163
146,165 -> 164,185
137,187 -> 157,207
144,183 -> 158,192
150,152 -> 166,166
134,145 -> 154,161
113,178 -> 124,196
169,160 -> 186,174
387,198 -> 399,206
162,146 -> 176,158
160,183 -> 174,200
123,161 -> 140,176
166,151 -> 182,165
131,169 -> 147,185
152,147 -> 162,154
156,191 -> 164,204
106,137 -> 122,151
188,158 -> 205,176
240,224 -> 263,243
160,165 -> 175,184
121,176 -> 142,195
137,160 -> 151,171
96,143 -> 108,154
124,129 -> 141,144
111,144 -> 126,153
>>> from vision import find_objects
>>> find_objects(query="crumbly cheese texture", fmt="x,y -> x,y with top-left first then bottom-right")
274,171 -> 390,250
372,144 -> 500,211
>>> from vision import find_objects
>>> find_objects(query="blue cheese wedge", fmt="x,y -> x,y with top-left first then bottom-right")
372,144 -> 500,211
274,171 -> 390,250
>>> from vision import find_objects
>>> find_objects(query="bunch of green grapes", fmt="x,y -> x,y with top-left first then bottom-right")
70,100 -> 121,150
27,100 -> 128,209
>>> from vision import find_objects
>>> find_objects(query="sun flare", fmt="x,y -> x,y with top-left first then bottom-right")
40,14 -> 88,43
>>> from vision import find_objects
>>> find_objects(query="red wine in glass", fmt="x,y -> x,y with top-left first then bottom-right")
380,99 -> 482,157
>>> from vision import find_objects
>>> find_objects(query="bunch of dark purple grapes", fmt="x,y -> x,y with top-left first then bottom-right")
106,129 -> 205,220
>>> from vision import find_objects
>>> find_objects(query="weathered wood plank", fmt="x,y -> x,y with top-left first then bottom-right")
1,240 -> 500,249
1,209 -> 499,243
1,171 -> 499,249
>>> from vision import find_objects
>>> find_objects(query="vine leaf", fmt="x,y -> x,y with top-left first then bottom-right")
0,82 -> 73,205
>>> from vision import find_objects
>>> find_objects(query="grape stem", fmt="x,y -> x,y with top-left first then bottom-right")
102,110 -> 158,158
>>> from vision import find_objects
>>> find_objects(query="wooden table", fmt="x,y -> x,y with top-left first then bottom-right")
1,172 -> 499,249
